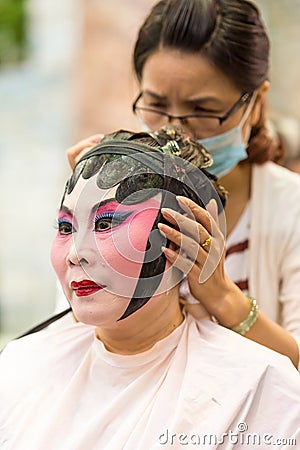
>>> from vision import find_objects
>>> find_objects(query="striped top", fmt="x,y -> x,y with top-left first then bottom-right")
225,202 -> 250,295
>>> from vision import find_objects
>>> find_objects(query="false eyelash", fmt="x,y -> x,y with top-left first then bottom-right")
93,211 -> 133,232
94,211 -> 113,222
53,217 -> 73,230
57,217 -> 72,224
94,211 -> 131,223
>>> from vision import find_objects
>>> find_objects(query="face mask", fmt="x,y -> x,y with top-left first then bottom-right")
198,93 -> 257,178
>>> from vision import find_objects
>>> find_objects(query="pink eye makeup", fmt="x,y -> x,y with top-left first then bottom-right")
55,197 -> 161,239
94,211 -> 133,232
57,218 -> 73,235
93,201 -> 135,233
57,209 -> 75,236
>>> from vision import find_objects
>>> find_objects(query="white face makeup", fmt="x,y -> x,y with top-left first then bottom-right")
50,141 -> 226,327
51,173 -> 171,326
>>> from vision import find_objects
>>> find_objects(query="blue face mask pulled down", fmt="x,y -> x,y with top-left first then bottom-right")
198,94 -> 256,179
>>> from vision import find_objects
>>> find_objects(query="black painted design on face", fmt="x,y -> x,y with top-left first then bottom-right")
62,130 -> 225,320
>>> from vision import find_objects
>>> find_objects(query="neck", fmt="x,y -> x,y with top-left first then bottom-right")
95,288 -> 184,355
220,161 -> 252,236
219,161 -> 251,194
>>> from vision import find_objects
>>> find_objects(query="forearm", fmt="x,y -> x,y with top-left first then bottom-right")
244,311 -> 299,369
214,288 -> 300,369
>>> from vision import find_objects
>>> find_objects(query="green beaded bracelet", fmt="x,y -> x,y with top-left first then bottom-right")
231,296 -> 259,335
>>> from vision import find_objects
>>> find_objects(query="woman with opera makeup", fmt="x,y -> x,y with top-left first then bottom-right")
1,127 -> 300,450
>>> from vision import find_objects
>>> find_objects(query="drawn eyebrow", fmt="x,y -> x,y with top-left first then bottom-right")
91,198 -> 116,214
59,205 -> 73,216
59,198 -> 116,216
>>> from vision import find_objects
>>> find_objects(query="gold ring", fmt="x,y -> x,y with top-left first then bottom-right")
200,236 -> 211,248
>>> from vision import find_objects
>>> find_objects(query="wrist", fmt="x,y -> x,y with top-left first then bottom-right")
230,296 -> 259,335
213,285 -> 252,328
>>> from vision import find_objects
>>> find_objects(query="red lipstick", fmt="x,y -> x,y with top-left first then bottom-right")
71,280 -> 104,297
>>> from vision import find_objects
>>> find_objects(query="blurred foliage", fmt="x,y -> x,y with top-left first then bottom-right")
0,0 -> 27,66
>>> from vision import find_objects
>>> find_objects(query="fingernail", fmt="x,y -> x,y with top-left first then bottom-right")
161,208 -> 175,217
161,246 -> 175,258
208,198 -> 217,207
206,198 -> 218,218
176,196 -> 188,204
176,196 -> 191,209
158,223 -> 167,237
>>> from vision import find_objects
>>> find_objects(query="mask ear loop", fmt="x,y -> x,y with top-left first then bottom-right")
240,91 -> 258,144
240,91 -> 258,127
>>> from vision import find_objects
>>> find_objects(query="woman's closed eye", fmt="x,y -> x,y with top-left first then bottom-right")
193,104 -> 219,115
145,100 -> 167,110
94,211 -> 133,232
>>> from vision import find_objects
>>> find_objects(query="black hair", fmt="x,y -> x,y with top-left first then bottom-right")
133,0 -> 269,93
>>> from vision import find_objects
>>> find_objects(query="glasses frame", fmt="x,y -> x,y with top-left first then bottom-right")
132,92 -> 252,128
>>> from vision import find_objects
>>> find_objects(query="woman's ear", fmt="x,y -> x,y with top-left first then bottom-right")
249,80 -> 270,126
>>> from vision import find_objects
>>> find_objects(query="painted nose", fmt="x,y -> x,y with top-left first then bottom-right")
66,235 -> 99,267
67,242 -> 88,267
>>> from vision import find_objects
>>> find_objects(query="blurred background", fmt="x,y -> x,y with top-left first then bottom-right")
1,0 -> 300,347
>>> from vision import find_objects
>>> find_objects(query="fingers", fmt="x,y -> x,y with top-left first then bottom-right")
161,246 -> 195,275
205,198 -> 219,225
67,134 -> 103,169
175,196 -> 226,243
158,222 -> 208,259
162,229 -> 224,285
161,205 -> 213,238
159,222 -> 209,278
159,197 -> 226,283
176,196 -> 218,232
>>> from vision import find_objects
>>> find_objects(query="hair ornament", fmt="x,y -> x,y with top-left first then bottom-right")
161,139 -> 181,156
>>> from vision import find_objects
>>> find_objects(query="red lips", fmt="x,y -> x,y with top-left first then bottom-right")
71,280 -> 104,297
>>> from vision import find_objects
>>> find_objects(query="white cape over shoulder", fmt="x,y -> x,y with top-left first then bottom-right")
1,312 -> 300,449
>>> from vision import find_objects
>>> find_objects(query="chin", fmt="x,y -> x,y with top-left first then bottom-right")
70,293 -> 131,327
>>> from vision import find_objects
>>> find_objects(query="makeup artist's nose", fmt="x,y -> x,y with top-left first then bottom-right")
168,115 -> 184,127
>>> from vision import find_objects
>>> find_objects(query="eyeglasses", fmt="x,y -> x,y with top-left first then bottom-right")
132,92 -> 251,138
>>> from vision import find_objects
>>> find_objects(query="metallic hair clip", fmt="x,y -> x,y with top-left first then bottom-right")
161,140 -> 181,156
